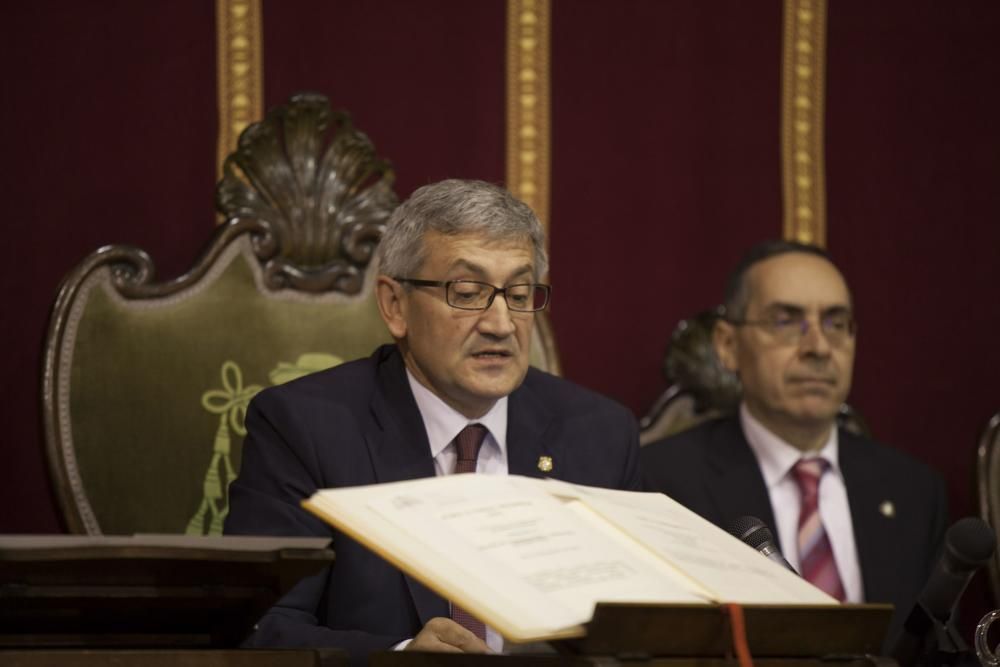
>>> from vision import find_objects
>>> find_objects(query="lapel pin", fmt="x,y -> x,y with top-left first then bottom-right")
879,500 -> 895,518
537,456 -> 553,473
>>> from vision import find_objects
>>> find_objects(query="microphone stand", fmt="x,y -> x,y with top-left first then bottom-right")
899,604 -> 979,667
929,621 -> 978,667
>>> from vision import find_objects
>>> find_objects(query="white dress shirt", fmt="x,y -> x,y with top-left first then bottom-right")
396,370 -> 507,652
739,403 -> 864,603
407,370 -> 509,478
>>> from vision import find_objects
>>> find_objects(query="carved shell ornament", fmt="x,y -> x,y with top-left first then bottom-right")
215,92 -> 399,293
664,309 -> 742,413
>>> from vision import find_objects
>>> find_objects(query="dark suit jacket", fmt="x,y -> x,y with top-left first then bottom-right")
225,344 -> 640,662
640,416 -> 948,646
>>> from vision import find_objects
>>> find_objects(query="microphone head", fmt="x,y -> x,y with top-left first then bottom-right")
727,515 -> 774,550
944,517 -> 996,571
920,517 -> 997,621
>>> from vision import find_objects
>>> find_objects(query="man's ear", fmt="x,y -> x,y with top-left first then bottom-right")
713,317 -> 739,373
376,276 -> 408,339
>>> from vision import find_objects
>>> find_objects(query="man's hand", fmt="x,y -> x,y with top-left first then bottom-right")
405,617 -> 490,653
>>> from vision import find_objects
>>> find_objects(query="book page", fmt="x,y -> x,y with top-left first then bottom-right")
306,474 -> 707,642
544,480 -> 836,604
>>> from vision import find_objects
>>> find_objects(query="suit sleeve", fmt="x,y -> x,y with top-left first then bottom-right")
224,393 -> 408,662
925,469 -> 950,577
620,406 -> 642,491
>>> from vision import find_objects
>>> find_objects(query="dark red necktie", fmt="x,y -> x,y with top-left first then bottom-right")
449,424 -> 488,639
792,458 -> 846,601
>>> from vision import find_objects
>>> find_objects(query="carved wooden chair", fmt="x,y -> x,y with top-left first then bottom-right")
639,308 -> 869,446
43,92 -> 560,536
638,309 -> 740,446
976,411 -> 1000,606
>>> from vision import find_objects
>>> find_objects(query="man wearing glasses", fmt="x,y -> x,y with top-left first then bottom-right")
641,240 -> 947,644
226,179 -> 640,661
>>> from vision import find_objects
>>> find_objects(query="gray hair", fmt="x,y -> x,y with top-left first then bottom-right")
376,179 -> 548,279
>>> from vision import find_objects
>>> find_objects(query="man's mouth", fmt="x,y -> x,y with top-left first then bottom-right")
471,349 -> 513,359
788,376 -> 836,387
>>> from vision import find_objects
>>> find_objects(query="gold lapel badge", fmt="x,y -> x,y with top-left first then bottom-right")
879,500 -> 895,518
537,456 -> 553,473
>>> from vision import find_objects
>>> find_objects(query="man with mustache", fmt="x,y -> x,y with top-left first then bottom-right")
641,240 -> 947,644
226,179 -> 640,663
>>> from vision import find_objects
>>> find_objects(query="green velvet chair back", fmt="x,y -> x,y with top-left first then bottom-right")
43,93 -> 560,536
638,308 -> 869,446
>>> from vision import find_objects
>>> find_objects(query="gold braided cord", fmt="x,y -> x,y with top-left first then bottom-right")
781,0 -> 828,247
215,0 -> 263,184
506,0 -> 552,240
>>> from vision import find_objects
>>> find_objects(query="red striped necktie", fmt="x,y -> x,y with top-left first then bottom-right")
449,424 -> 488,639
792,458 -> 846,601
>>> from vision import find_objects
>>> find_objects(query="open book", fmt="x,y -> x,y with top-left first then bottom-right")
302,474 -> 836,644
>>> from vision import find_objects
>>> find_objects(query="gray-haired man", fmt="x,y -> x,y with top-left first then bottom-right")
226,180 -> 640,663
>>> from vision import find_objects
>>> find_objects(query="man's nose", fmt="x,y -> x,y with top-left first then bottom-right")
477,294 -> 517,336
798,317 -> 832,355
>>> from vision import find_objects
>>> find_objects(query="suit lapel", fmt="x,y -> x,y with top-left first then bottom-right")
362,356 -> 562,623
704,419 -> 778,534
506,375 -> 554,478
364,346 -> 447,623
840,431 -> 895,602
366,347 -> 437,484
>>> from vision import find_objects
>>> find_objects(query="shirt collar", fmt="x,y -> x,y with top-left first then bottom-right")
405,369 -> 508,459
739,402 -> 840,488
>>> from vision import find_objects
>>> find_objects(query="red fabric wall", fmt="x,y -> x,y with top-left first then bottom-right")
549,0 -> 782,419
825,1 -> 1000,617
1,1 -> 997,615
262,0 -> 507,194
1,2 -> 217,533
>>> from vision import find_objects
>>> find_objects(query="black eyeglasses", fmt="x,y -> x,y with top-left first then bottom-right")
727,310 -> 857,347
393,278 -> 551,312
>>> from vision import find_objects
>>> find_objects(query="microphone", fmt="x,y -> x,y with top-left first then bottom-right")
918,517 -> 996,622
728,515 -> 798,574
891,517 -> 997,667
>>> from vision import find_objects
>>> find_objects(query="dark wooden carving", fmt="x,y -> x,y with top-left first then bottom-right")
662,308 -> 742,414
0,535 -> 334,650
48,93 -> 396,304
637,310 -> 741,441
977,411 -> 1000,606
216,92 -> 398,293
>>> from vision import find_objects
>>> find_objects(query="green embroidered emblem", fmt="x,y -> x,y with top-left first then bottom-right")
269,352 -> 342,384
186,354 -> 343,535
